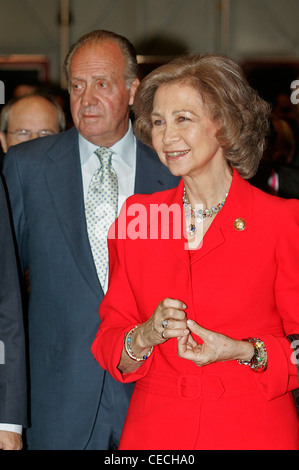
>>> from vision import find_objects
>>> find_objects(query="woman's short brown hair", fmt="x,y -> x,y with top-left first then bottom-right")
133,54 -> 271,179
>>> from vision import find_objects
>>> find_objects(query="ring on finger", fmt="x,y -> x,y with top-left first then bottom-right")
162,319 -> 168,328
161,330 -> 167,340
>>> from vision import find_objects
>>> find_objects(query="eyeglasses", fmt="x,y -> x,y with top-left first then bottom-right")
6,129 -> 55,142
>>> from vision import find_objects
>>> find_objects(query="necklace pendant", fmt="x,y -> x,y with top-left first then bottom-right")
183,188 -> 229,233
187,224 -> 196,237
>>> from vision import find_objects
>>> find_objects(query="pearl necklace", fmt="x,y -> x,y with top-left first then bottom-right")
183,188 -> 228,237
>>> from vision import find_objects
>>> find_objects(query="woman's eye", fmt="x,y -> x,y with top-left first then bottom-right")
178,116 -> 190,122
152,119 -> 164,126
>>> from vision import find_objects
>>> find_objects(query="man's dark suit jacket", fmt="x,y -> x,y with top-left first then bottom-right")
3,126 -> 180,449
0,177 -> 27,428
0,151 -> 4,173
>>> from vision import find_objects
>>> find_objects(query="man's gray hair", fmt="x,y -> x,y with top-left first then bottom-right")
63,29 -> 139,90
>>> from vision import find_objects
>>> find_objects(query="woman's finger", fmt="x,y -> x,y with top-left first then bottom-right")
187,319 -> 211,341
161,298 -> 187,311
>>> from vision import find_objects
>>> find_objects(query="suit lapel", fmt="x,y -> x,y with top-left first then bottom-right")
151,170 -> 253,267
44,128 -> 103,298
42,135 -> 180,299
150,179 -> 190,270
189,169 -> 252,264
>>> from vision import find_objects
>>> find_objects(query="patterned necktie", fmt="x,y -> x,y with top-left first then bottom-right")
85,147 -> 118,289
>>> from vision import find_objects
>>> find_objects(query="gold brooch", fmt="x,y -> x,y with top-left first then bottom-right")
233,218 -> 246,231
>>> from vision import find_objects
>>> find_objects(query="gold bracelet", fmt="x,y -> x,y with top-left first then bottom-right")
237,338 -> 267,372
124,325 -> 154,362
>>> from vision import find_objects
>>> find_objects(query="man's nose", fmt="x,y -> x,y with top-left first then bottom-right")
81,85 -> 98,107
27,132 -> 39,141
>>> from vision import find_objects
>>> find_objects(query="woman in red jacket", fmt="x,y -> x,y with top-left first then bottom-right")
91,54 -> 299,450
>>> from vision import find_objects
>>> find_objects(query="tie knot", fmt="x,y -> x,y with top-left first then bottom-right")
94,147 -> 114,167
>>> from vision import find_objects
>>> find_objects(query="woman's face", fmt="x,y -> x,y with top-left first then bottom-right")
151,82 -> 224,178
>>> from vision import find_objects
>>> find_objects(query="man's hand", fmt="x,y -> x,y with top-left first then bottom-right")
0,431 -> 23,450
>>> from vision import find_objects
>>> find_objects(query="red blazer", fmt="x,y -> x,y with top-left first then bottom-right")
92,170 -> 299,450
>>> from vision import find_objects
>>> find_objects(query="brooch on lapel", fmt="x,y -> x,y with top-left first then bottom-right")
233,218 -> 246,231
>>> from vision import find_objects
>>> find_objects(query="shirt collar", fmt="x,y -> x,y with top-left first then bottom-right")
79,120 -> 135,167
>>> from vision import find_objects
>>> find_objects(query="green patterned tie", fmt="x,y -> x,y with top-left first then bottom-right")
85,147 -> 118,289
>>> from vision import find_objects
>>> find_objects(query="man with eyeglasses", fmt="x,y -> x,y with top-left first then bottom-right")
0,93 -> 65,169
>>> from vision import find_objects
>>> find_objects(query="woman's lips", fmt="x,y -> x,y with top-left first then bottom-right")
165,149 -> 190,159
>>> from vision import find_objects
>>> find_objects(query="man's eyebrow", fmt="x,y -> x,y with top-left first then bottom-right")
70,75 -> 109,81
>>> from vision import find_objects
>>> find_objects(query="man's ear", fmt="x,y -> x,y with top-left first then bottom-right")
0,132 -> 7,153
128,78 -> 140,106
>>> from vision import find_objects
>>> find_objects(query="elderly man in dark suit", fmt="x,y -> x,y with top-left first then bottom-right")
3,30 -> 180,450
0,177 -> 27,450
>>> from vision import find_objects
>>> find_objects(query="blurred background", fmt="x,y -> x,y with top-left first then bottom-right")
1,0 -> 299,124
1,0 -> 299,194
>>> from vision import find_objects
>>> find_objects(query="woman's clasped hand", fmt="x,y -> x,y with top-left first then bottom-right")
177,318 -> 254,367
132,297 -> 254,368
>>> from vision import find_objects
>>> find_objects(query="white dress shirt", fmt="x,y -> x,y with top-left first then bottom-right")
0,423 -> 22,435
80,121 -> 137,291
